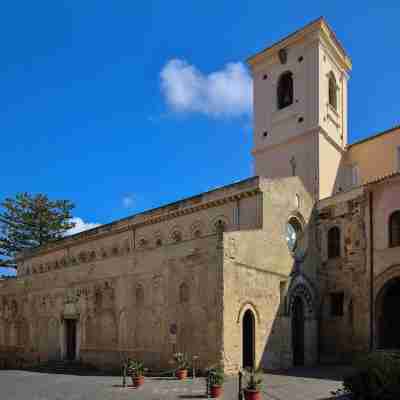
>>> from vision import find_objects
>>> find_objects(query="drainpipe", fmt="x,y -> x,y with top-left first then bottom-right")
369,190 -> 374,351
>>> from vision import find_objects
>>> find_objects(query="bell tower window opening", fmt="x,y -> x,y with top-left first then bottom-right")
328,72 -> 338,110
277,71 -> 293,110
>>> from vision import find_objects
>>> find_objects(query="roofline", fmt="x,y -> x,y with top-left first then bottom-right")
364,170 -> 400,186
348,124 -> 400,148
18,176 -> 261,260
246,17 -> 351,71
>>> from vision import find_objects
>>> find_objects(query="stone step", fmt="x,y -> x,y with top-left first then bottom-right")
24,361 -> 102,375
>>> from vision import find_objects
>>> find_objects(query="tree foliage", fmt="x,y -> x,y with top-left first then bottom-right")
0,193 -> 75,268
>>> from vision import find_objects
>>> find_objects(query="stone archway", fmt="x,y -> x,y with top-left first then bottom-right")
376,277 -> 400,349
287,278 -> 318,367
242,309 -> 255,369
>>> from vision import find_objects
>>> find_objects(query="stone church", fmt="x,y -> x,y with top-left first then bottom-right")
1,17 -> 400,373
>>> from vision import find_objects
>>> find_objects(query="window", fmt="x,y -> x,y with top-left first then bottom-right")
277,71 -> 293,110
328,226 -> 341,259
397,146 -> 400,171
179,282 -> 189,303
171,230 -> 182,243
351,164 -> 360,186
328,72 -> 337,110
330,292 -> 344,317
286,216 -> 302,253
193,229 -> 202,238
215,219 -> 226,240
138,238 -> 147,248
389,210 -> 400,247
136,285 -> 144,305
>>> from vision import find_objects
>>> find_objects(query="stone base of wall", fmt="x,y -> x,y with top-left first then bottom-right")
80,349 -> 220,374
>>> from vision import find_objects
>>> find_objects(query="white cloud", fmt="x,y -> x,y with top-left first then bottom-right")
0,267 -> 16,277
160,59 -> 252,117
122,194 -> 135,208
65,217 -> 101,236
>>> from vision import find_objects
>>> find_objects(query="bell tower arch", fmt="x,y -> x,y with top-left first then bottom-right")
247,17 -> 351,200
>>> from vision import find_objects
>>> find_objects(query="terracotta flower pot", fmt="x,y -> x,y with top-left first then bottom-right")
244,389 -> 261,400
132,375 -> 144,388
210,385 -> 223,398
176,369 -> 188,380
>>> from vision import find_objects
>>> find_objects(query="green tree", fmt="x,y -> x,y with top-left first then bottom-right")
0,193 -> 75,269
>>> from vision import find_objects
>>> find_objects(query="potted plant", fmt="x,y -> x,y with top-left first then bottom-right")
208,366 -> 225,398
127,359 -> 145,388
173,352 -> 189,380
243,369 -> 263,400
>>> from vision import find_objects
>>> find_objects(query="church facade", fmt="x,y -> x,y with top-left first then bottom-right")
1,17 -> 400,373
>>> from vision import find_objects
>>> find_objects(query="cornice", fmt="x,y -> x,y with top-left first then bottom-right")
20,184 -> 261,261
252,127 -> 319,156
318,127 -> 347,155
247,17 -> 351,71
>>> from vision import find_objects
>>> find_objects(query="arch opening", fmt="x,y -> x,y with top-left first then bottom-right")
277,71 -> 293,110
292,296 -> 305,366
328,226 -> 341,259
377,278 -> 400,349
242,309 -> 255,369
328,72 -> 337,110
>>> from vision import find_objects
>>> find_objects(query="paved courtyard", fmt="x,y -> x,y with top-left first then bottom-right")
0,366 -> 352,400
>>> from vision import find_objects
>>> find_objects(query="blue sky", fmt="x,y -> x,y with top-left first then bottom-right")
1,2 -> 399,275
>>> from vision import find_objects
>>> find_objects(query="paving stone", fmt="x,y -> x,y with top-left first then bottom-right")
0,366 -> 352,400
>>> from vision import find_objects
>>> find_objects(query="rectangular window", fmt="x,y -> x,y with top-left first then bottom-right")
351,164 -> 360,186
397,146 -> 400,171
330,292 -> 344,317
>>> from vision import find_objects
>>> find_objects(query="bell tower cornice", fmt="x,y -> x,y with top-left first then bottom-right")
247,17 -> 351,73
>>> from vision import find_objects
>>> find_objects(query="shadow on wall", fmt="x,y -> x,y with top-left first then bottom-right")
250,194 -> 364,376
234,199 -> 357,377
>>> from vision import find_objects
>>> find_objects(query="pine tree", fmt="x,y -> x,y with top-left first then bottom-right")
0,193 -> 75,269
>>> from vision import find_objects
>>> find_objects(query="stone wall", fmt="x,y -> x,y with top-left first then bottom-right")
0,178 -> 262,372
317,189 -> 370,362
222,177 -> 315,372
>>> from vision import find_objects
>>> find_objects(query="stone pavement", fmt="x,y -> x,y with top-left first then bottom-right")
0,366 -> 353,400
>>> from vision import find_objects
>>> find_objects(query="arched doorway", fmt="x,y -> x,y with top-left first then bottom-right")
377,278 -> 400,349
292,296 -> 305,366
242,309 -> 255,369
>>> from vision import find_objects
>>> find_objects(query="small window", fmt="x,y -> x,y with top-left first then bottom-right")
277,71 -> 293,110
179,282 -> 189,303
328,226 -> 341,259
138,238 -> 147,248
286,216 -> 302,253
136,285 -> 144,305
351,164 -> 360,186
397,146 -> 400,171
389,210 -> 400,248
330,292 -> 344,317
171,230 -> 182,243
215,219 -> 226,240
328,72 -> 337,110
193,229 -> 201,238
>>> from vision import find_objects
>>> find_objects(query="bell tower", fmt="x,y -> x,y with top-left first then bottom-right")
247,17 -> 352,200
